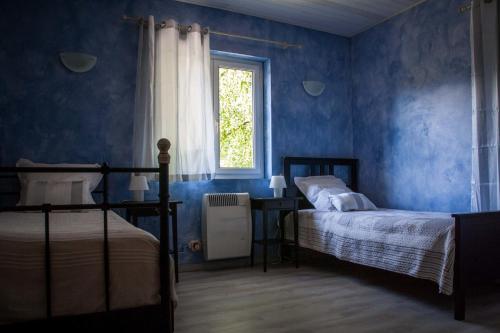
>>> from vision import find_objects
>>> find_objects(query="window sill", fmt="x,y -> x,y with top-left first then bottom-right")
214,173 -> 264,180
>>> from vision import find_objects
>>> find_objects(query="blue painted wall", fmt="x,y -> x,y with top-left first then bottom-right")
0,0 -> 474,263
0,0 -> 352,263
351,0 -> 471,213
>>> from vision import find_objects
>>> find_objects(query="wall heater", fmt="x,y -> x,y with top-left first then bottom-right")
202,193 -> 252,260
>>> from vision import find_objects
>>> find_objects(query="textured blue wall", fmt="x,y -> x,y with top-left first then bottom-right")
351,0 -> 471,213
0,0 -> 474,263
0,0 -> 352,263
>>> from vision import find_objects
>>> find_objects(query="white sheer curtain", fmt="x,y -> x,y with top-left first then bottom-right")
133,16 -> 215,181
471,0 -> 500,211
132,16 -> 156,171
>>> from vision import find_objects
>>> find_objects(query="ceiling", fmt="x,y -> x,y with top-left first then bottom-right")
176,0 -> 428,37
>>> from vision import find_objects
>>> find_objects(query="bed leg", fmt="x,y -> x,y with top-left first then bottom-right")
171,301 -> 175,332
454,288 -> 465,321
453,215 -> 465,321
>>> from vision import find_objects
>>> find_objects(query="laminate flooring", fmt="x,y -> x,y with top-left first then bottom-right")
175,262 -> 500,333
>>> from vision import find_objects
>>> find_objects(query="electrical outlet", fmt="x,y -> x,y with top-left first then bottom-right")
188,240 -> 202,252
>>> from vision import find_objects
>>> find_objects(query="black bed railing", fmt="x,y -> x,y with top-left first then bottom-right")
0,139 -> 172,332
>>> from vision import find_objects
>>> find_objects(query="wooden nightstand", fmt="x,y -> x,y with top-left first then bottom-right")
123,200 -> 182,283
250,197 -> 301,272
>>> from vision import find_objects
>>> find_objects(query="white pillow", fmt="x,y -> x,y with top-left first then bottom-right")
294,175 -> 352,210
313,189 -> 345,211
16,159 -> 101,205
24,180 -> 89,205
329,192 -> 377,212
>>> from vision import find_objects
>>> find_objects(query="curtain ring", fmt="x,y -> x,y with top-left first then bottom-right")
179,25 -> 190,34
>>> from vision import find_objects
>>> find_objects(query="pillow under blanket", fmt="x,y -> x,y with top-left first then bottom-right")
16,159 -> 101,205
294,175 -> 352,210
329,192 -> 377,212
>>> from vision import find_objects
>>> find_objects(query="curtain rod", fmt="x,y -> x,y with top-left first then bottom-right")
122,15 -> 302,49
459,0 -> 493,13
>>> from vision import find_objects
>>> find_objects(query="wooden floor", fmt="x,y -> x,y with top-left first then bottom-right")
175,261 -> 500,333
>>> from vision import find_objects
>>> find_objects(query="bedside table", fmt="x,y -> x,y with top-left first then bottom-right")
250,197 -> 301,272
123,200 -> 182,282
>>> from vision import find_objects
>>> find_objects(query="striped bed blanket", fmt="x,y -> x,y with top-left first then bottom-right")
0,210 -> 177,324
286,209 -> 455,295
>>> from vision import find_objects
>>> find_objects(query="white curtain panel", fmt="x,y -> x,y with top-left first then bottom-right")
132,16 -> 156,172
471,0 -> 500,211
133,17 -> 215,181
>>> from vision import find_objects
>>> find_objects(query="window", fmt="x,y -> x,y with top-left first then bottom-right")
212,56 -> 264,179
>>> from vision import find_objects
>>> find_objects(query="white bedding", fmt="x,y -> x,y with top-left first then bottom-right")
0,210 -> 177,324
285,209 -> 455,295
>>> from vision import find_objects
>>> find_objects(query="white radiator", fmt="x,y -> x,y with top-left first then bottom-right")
202,193 -> 252,260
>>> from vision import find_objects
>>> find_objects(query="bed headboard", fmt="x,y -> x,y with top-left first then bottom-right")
283,156 -> 358,209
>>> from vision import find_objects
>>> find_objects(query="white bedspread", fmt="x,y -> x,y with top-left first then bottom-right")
0,210 -> 177,324
286,209 -> 455,295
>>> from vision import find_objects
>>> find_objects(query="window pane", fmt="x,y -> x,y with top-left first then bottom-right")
218,67 -> 254,168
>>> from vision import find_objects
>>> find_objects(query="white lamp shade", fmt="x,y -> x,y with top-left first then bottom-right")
269,175 -> 287,189
129,175 -> 149,191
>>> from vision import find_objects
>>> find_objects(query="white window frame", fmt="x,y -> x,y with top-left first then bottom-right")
212,56 -> 264,179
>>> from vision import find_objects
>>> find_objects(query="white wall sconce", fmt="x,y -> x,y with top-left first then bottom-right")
129,174 -> 149,202
269,175 -> 287,198
302,80 -> 325,96
60,52 -> 97,73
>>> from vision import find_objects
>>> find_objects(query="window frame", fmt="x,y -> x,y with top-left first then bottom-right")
212,55 -> 264,179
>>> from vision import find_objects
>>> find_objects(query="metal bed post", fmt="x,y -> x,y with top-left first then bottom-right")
43,204 -> 52,319
157,139 -> 172,332
102,163 -> 111,312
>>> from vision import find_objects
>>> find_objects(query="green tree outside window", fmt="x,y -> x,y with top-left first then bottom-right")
218,67 -> 254,168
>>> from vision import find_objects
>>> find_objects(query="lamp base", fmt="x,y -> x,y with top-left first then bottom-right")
132,191 -> 144,202
273,188 -> 283,198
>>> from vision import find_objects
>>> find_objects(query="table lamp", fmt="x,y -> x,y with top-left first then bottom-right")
129,174 -> 149,202
269,175 -> 287,198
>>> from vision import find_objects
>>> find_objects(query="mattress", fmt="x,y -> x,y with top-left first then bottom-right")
0,210 -> 177,324
285,209 -> 455,295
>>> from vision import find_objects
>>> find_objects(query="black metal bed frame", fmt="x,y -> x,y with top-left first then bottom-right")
0,139 -> 173,332
283,156 -> 500,321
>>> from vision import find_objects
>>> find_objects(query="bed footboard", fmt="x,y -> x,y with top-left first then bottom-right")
452,211 -> 500,320
0,139 -> 173,332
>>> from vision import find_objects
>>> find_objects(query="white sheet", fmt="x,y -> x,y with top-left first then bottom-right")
0,210 -> 177,324
286,209 -> 455,294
